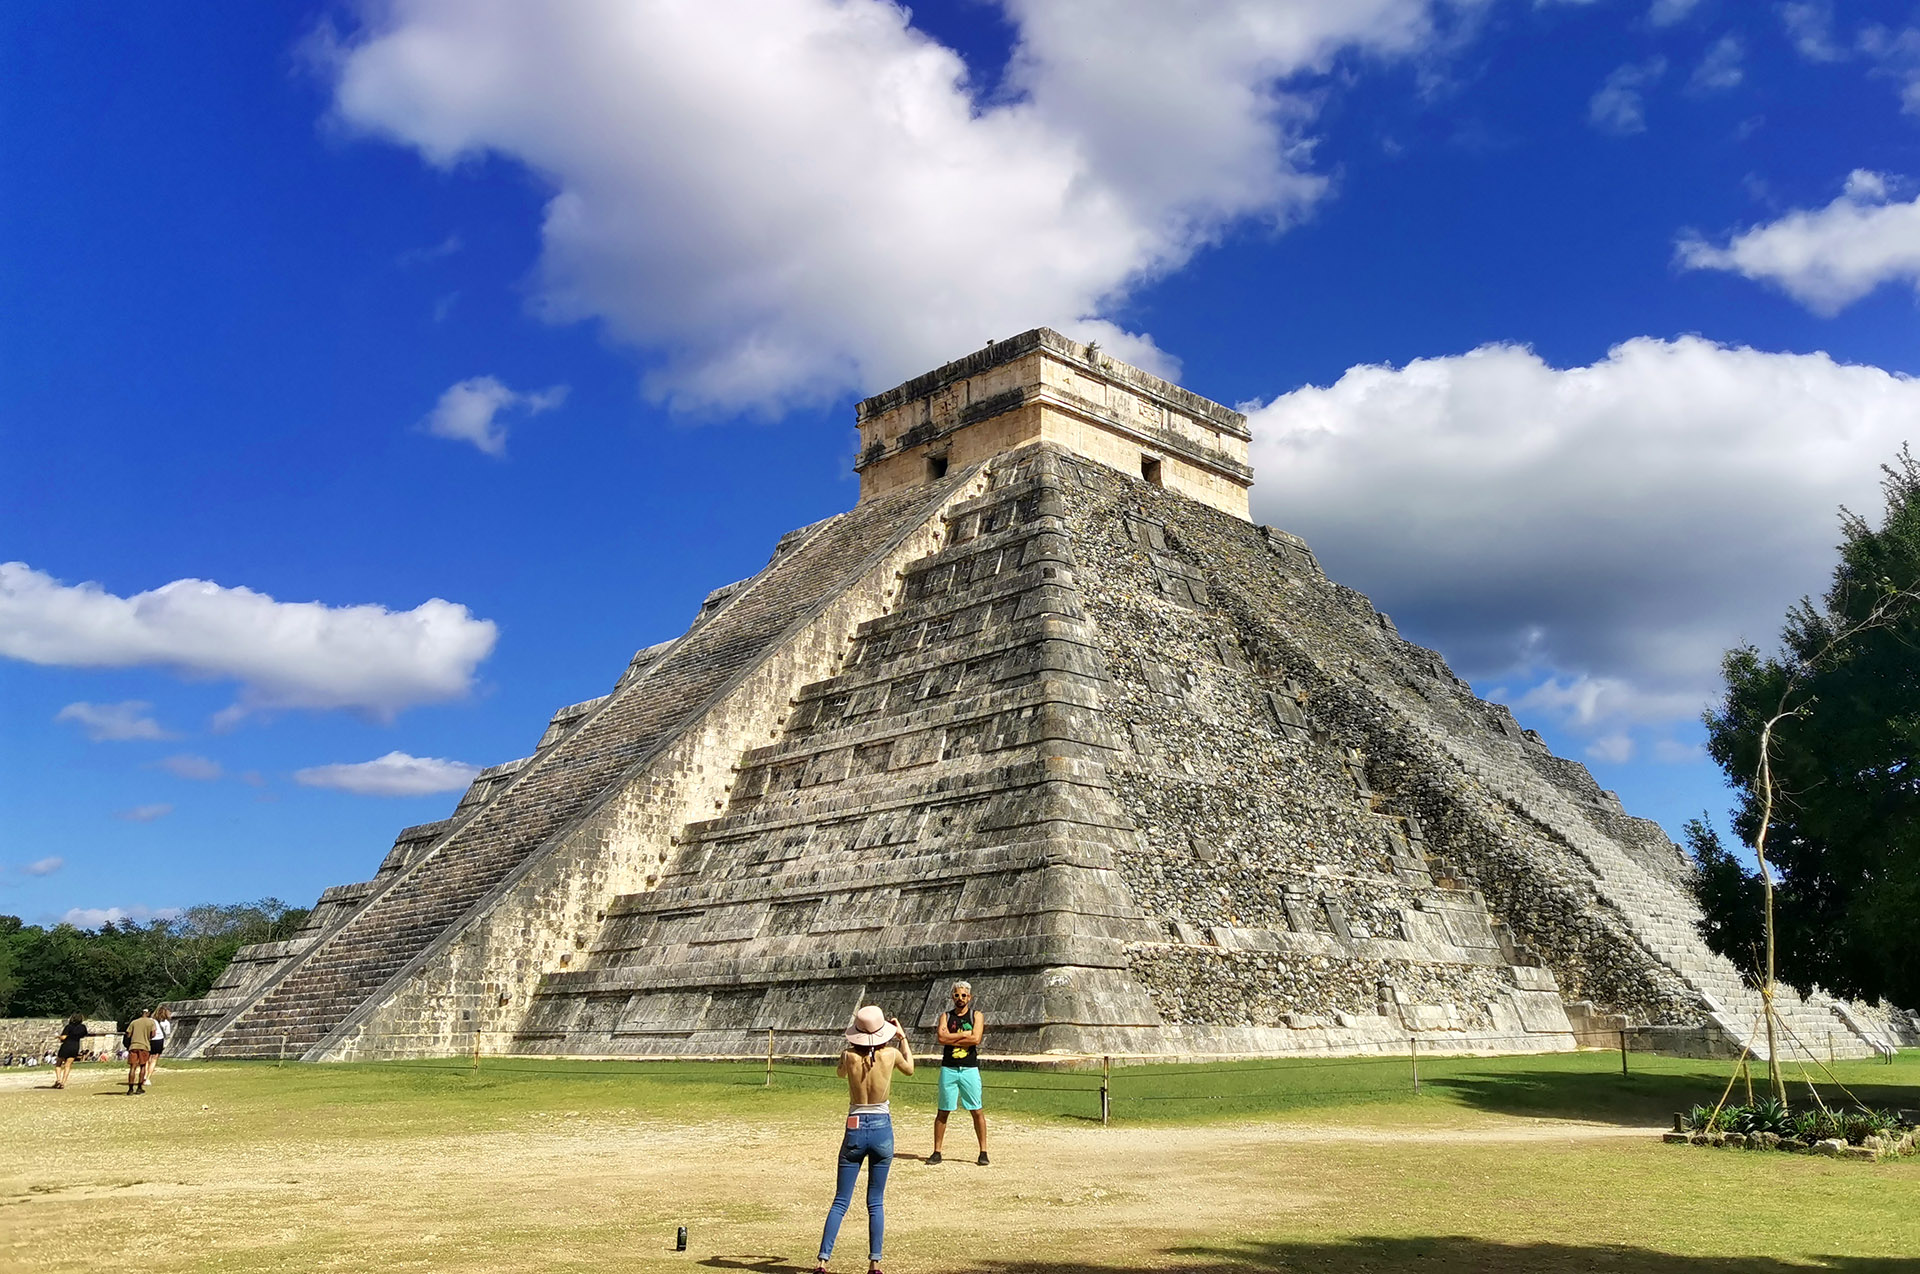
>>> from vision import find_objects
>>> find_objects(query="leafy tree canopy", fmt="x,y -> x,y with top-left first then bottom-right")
1698,447 -> 1920,1006
0,898 -> 308,1023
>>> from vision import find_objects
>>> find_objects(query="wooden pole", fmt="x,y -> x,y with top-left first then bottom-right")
1101,1055 -> 1111,1126
278,1035 -> 287,1068
1409,1037 -> 1419,1094
1619,1029 -> 1629,1077
766,1028 -> 774,1088
471,1028 -> 481,1072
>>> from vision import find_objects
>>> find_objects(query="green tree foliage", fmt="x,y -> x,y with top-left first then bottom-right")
1698,447 -> 1920,1006
0,899 -> 308,1021
1683,816 -> 1767,986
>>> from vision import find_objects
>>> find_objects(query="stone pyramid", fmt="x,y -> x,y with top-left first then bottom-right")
173,330 -> 1916,1062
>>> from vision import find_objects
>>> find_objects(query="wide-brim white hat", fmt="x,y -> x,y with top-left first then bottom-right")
845,1005 -> 897,1047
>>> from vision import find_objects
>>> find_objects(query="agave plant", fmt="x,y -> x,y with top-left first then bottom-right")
1736,1098 -> 1792,1136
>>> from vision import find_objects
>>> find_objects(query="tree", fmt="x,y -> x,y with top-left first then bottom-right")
1697,447 -> 1920,1029
1684,816 -> 1766,984
0,899 -> 308,1020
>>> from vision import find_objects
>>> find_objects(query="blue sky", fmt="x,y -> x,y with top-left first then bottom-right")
4,0 -> 1917,928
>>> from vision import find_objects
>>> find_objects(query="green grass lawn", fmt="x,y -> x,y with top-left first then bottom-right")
142,1044 -> 1917,1133
10,1049 -> 1918,1273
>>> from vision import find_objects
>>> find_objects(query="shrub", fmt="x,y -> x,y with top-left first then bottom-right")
1735,1098 -> 1792,1136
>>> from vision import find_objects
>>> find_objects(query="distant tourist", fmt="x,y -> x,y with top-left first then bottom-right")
53,1013 -> 92,1089
124,1009 -> 158,1095
143,1008 -> 172,1086
928,980 -> 988,1165
814,1005 -> 912,1274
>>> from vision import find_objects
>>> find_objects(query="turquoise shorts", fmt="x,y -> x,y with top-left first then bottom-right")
938,1065 -> 983,1111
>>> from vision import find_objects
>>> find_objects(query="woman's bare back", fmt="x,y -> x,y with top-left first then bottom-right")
839,1038 -> 913,1105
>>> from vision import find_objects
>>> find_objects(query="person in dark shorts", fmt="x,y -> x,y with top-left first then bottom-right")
142,1007 -> 171,1086
53,1014 -> 91,1089
124,1009 -> 157,1094
815,1005 -> 913,1274
928,980 -> 987,1165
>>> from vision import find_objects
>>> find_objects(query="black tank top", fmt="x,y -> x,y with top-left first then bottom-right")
941,1005 -> 980,1068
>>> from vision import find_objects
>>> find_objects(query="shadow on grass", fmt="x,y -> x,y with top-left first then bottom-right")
1428,1061 -> 1920,1128
964,1236 -> 1920,1273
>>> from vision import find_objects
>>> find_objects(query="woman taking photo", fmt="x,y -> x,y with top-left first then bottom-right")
815,1005 -> 912,1274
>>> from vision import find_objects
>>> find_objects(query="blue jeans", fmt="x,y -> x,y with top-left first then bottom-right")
818,1113 -> 893,1262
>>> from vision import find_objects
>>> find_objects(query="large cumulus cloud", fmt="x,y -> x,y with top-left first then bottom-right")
324,0 -> 1460,410
1,563 -> 498,725
1248,337 -> 1919,747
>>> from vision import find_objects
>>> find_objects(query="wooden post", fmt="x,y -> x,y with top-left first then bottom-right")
766,1029 -> 774,1088
1827,1032 -> 1834,1065
1619,1029 -> 1629,1077
471,1028 -> 481,1072
1409,1037 -> 1419,1094
1101,1055 -> 1111,1126
278,1035 -> 288,1068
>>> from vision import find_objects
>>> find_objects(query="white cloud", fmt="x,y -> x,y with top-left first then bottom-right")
1585,734 -> 1635,764
1246,337 -> 1920,740
1779,6 -> 1920,113
396,232 -> 462,266
115,803 -> 174,823
422,375 -> 568,456
1589,57 -> 1667,134
2,562 -> 498,724
1514,674 -> 1703,730
294,751 -> 480,797
1653,738 -> 1705,764
324,0 -> 1457,412
1677,170 -> 1920,313
60,904 -> 182,930
1648,0 -> 1702,26
1780,3 -> 1844,62
155,754 -> 223,781
1859,23 -> 1920,117
55,700 -> 173,742
1688,35 -> 1743,92
22,856 -> 64,877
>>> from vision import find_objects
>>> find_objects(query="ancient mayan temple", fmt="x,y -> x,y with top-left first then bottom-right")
172,329 -> 1915,1063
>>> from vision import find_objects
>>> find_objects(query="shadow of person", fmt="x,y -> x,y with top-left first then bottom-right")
960,1234 -> 1920,1273
697,1256 -> 813,1273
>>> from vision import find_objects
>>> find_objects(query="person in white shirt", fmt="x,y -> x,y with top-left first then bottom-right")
142,1008 -> 172,1086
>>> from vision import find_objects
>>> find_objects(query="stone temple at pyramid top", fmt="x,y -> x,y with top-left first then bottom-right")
854,327 -> 1254,520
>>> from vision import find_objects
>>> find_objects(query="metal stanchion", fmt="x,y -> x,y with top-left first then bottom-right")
1101,1055 -> 1111,1125
1410,1037 -> 1420,1094
766,1029 -> 774,1088
1620,1029 -> 1629,1077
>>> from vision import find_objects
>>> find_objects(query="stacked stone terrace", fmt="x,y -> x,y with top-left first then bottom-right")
175,330 -> 1916,1062
521,447 -> 1572,1056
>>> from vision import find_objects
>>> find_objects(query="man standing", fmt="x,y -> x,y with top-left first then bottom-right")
124,1008 -> 157,1095
928,980 -> 987,1165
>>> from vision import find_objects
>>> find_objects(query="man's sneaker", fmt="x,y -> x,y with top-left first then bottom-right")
925,1151 -> 942,1165
977,1152 -> 990,1166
